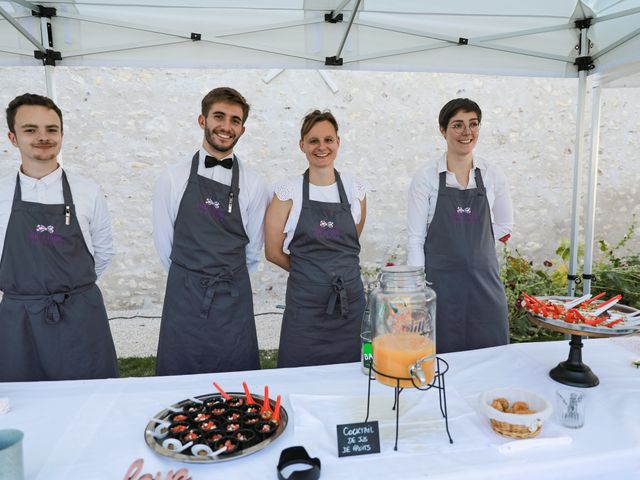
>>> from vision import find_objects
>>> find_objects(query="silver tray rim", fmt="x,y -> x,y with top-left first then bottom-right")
144,391 -> 288,463
529,295 -> 640,336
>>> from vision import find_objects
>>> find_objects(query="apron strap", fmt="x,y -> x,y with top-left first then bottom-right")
474,167 -> 485,190
13,173 -> 21,201
61,170 -> 74,204
325,276 -> 349,318
189,151 -> 200,177
334,170 -> 349,206
199,268 -> 239,319
302,169 -> 311,207
438,170 -> 447,190
5,283 -> 94,325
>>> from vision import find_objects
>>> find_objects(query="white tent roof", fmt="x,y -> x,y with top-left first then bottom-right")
1,1 -> 639,83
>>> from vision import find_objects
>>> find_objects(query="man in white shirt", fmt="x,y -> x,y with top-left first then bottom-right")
0,93 -> 118,381
153,87 -> 269,375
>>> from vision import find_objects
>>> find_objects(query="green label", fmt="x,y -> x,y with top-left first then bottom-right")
362,342 -> 373,367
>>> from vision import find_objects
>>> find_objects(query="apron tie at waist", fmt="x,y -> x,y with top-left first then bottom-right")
326,277 -> 349,318
5,284 -> 94,325
31,293 -> 66,325
199,269 -> 239,319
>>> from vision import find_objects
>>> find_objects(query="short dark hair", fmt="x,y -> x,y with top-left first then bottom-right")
300,109 -> 339,140
201,87 -> 250,123
438,98 -> 482,130
6,93 -> 63,133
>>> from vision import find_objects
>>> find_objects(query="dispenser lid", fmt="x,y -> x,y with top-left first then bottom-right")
381,265 -> 425,275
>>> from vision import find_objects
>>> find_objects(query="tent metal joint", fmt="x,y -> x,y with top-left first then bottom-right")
458,37 -> 469,45
325,12 -> 343,23
190,33 -> 201,41
575,55 -> 594,71
31,5 -> 56,18
567,274 -> 581,284
34,48 -> 61,66
325,56 -> 343,66
574,17 -> 593,30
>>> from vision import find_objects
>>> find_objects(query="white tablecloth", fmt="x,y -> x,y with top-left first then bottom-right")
1,338 -> 639,479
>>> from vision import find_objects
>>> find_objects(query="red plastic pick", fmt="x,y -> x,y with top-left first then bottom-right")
259,385 -> 273,419
272,395 -> 282,424
242,381 -> 255,404
212,381 -> 231,401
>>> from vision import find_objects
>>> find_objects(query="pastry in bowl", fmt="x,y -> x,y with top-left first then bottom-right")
479,388 -> 552,439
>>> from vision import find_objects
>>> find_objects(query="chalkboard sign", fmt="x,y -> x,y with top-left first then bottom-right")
336,421 -> 381,457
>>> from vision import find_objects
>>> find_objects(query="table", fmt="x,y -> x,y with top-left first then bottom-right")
1,338 -> 639,480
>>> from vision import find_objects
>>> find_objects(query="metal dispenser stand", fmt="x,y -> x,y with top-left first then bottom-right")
364,357 -> 453,450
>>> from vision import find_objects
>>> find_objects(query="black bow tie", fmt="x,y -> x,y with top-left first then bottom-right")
205,155 -> 233,169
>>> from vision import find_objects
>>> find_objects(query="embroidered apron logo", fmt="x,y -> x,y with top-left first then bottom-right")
205,198 -> 220,209
452,206 -> 479,224
197,198 -> 225,221
29,224 -> 63,245
319,220 -> 335,229
36,224 -> 55,233
313,219 -> 341,239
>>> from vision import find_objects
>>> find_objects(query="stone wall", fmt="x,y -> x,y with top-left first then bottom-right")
1,67 -> 638,312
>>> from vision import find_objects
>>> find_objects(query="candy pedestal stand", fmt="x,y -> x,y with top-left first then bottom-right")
528,316 -> 602,387
363,357 -> 453,451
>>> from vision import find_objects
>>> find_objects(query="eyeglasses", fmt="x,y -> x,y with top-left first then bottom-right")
447,121 -> 480,133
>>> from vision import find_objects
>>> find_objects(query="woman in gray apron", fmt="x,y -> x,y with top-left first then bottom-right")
156,152 -> 260,375
265,110 -> 368,368
0,171 -> 118,381
407,98 -> 514,354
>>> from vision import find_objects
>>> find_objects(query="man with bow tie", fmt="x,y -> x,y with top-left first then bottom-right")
153,87 -> 269,375
0,93 -> 118,381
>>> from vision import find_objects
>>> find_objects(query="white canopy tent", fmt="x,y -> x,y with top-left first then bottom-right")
1,0 -> 639,295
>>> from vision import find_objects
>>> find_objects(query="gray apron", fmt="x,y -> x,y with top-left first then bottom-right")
277,170 -> 365,368
156,152 -> 259,375
424,168 -> 509,354
0,171 -> 118,381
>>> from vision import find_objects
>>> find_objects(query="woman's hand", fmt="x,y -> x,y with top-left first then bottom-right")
264,194 -> 293,271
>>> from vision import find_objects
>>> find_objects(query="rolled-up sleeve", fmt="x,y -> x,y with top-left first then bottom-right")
152,171 -> 176,272
490,167 -> 514,242
244,175 -> 270,273
407,168 -> 431,267
91,186 -> 116,278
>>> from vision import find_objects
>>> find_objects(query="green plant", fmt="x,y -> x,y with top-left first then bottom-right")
500,247 -> 565,343
590,216 -> 640,308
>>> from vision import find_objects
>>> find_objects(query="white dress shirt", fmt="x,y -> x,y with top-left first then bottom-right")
152,148 -> 270,273
0,166 -> 116,278
407,153 -> 513,267
273,171 -> 369,253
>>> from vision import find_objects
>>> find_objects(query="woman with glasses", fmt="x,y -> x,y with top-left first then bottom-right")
407,98 -> 513,353
265,109 -> 368,367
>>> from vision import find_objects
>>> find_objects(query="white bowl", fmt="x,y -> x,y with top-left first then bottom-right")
479,387 -> 553,434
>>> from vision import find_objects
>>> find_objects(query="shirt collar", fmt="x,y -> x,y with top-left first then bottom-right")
437,153 -> 486,173
18,164 -> 62,187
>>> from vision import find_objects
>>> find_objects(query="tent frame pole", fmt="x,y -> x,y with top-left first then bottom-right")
329,0 -> 362,64
0,5 -> 46,52
582,85 -> 602,294
567,24 -> 590,296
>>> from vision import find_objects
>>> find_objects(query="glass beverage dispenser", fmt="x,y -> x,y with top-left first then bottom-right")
367,265 -> 436,388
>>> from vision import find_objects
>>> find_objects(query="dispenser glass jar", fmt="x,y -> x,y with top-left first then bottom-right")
368,265 -> 436,388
